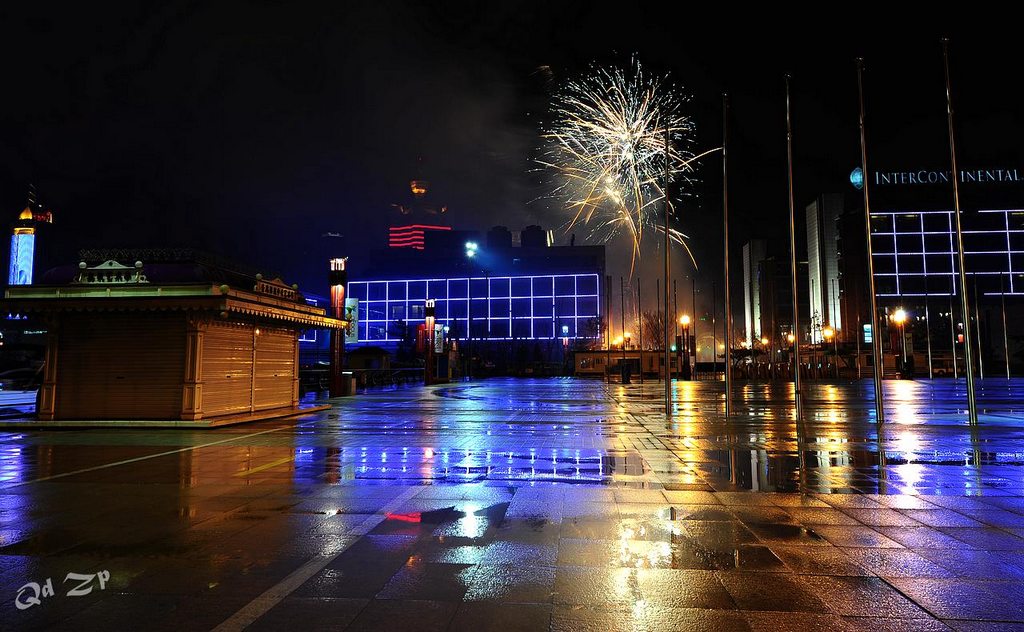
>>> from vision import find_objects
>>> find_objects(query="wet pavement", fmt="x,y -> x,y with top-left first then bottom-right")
2,377 -> 1024,630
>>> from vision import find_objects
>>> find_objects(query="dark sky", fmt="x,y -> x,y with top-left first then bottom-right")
1,3 -> 1020,302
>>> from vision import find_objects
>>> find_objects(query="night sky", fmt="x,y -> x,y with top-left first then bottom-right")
1,3 -> 1020,305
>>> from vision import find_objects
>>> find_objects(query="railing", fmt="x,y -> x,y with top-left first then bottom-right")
299,367 -> 425,393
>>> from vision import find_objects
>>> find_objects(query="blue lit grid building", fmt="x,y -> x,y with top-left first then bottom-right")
870,208 -> 1024,297
348,273 -> 601,342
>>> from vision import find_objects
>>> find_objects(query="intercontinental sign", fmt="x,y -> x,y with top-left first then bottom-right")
873,168 -> 1023,186
849,167 -> 1023,189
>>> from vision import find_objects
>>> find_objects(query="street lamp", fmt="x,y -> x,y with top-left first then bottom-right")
328,257 -> 348,397
758,336 -> 770,377
425,299 -> 436,385
892,308 -> 908,374
464,242 -> 480,379
679,315 -> 691,380
822,325 -> 836,378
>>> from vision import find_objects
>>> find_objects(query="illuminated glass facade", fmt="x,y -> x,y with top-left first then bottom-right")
348,273 -> 601,342
8,232 -> 34,286
870,209 -> 1024,297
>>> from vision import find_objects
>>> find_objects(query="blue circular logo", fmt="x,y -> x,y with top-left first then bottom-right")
850,167 -> 864,190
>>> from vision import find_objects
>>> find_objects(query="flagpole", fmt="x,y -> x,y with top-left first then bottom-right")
785,75 -> 802,421
723,93 -> 733,417
856,58 -> 886,424
942,38 -> 978,424
663,128 -> 672,415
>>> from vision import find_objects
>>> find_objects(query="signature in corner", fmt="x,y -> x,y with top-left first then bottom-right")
15,571 -> 110,611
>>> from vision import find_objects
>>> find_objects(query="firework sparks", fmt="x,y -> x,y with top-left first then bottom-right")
539,59 -> 714,270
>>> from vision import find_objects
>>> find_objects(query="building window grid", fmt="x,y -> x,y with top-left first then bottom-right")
349,274 -> 601,342
1007,211 -> 1015,294
869,209 -> 1024,297
891,215 -> 901,296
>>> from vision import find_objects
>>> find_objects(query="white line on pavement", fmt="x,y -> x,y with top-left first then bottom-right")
211,485 -> 423,632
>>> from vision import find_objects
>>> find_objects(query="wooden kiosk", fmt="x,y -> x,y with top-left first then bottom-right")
3,249 -> 346,425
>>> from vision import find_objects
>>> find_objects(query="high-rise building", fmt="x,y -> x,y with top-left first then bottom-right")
836,165 -> 1023,372
742,240 -> 767,346
757,257 -> 809,346
836,208 -> 871,344
8,188 -> 54,286
806,194 -> 844,341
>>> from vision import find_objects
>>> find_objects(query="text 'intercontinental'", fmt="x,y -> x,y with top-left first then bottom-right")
875,168 -> 1023,186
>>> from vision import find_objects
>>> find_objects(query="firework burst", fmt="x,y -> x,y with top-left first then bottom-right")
538,58 -> 715,270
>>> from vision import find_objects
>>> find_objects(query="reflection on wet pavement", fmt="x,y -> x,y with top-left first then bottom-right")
1,377 -> 1024,629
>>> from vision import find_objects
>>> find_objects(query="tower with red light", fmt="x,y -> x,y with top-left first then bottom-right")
388,178 -> 451,249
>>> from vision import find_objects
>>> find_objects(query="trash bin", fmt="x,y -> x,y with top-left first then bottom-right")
342,371 -> 356,395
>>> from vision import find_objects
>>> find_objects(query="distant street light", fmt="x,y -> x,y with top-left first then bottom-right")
892,308 -> 908,371
823,325 -> 837,378
679,315 -> 691,380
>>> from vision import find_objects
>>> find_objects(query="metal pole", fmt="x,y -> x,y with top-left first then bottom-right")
900,321 -> 907,365
684,325 -> 692,368
942,38 -> 977,423
620,276 -> 626,366
692,276 -> 697,378
637,278 -> 644,383
723,93 -> 733,416
973,273 -> 984,379
785,74 -> 802,420
834,321 -> 839,379
856,59 -> 885,424
606,274 -> 612,383
684,323 -> 689,377
924,290 -> 933,379
467,274 -> 473,379
712,280 -> 717,377
674,280 -> 679,338
950,280 -> 958,379
856,313 -> 862,379
1002,272 -> 1010,379
810,277 -> 817,376
663,128 -> 672,415
832,279 -> 840,378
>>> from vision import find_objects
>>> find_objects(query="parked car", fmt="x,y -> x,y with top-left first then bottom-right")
0,367 -> 43,391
